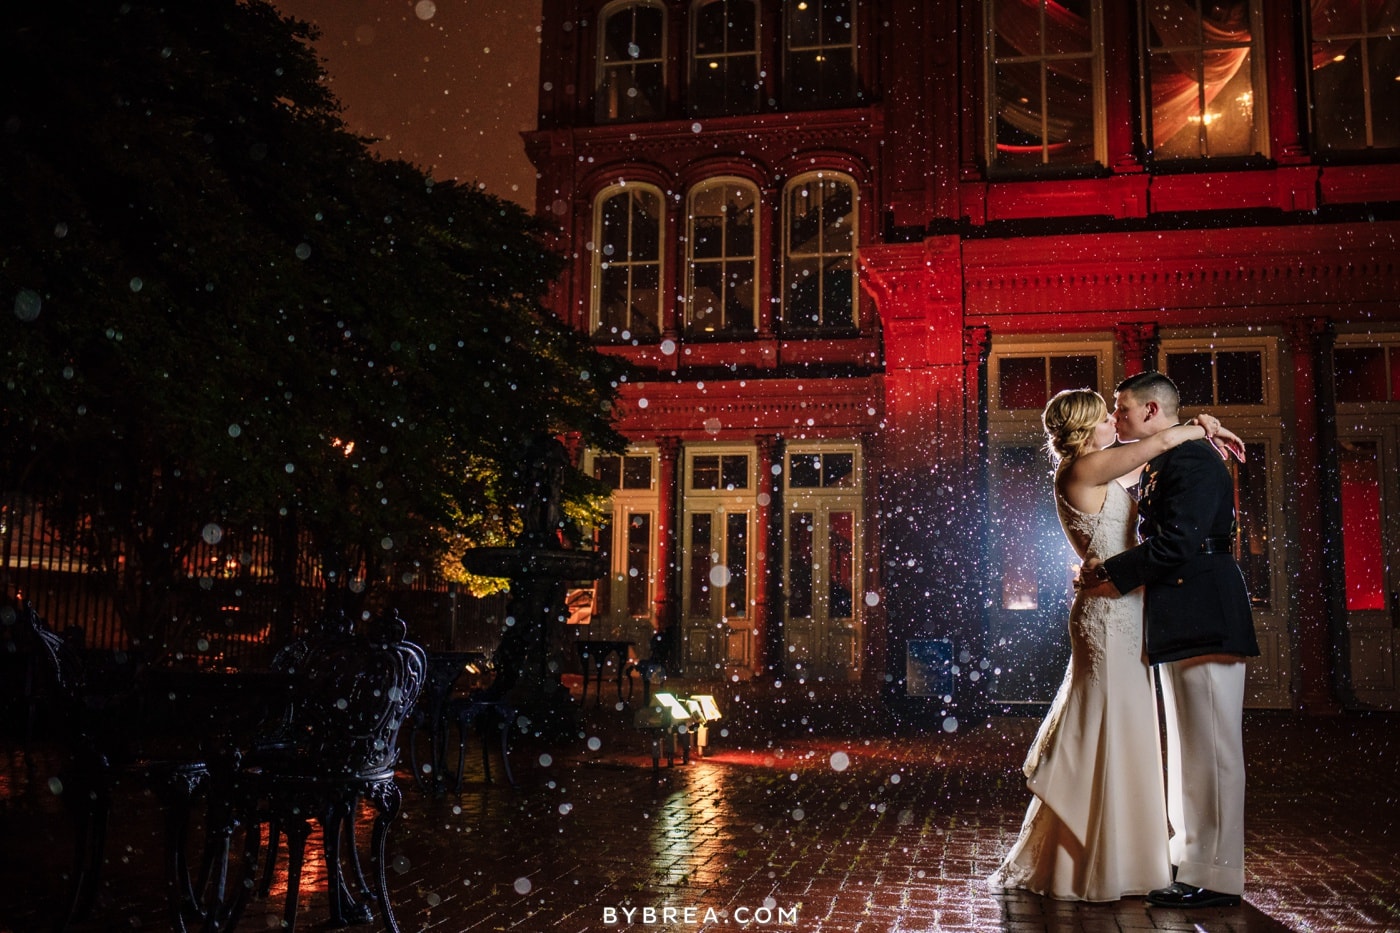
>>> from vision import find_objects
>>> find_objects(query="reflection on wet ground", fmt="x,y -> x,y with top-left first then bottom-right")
1,684 -> 1396,932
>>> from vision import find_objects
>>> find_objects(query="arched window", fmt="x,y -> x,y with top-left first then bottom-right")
783,0 -> 859,110
690,0 -> 761,117
597,1 -> 667,123
986,0 -> 1104,171
685,179 -> 758,337
782,173 -> 856,332
593,185 -> 663,340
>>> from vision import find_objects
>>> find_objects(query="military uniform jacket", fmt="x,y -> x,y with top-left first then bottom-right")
1101,438 -> 1259,664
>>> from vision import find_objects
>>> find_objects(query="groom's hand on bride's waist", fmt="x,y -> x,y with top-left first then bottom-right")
1076,560 -> 1120,595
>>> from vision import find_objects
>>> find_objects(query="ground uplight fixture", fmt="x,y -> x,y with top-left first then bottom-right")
683,694 -> 721,756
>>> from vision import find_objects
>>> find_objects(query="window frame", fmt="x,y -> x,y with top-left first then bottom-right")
689,0 -> 762,117
591,183 -> 665,342
684,177 -> 760,338
596,0 -> 668,124
983,0 -> 1107,175
781,171 -> 859,334
782,0 -> 861,110
1137,0 -> 1269,164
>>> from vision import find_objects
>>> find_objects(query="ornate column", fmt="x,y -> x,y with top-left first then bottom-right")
754,434 -> 780,674
1287,318 -> 1343,714
1114,323 -> 1159,378
653,437 -> 681,652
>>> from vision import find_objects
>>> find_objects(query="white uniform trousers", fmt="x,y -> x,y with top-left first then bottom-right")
1158,655 -> 1248,896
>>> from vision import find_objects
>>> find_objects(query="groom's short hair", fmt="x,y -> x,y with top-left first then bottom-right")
1116,371 -> 1180,418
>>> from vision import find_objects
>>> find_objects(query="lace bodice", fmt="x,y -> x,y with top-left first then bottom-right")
1054,476 -> 1138,564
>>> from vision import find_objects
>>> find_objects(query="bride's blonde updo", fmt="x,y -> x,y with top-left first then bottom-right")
1042,388 -> 1107,464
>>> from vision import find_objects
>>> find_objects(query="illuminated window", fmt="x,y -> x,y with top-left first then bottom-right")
986,0 -> 1103,171
593,185 -> 662,340
783,173 -> 857,332
1165,349 -> 1264,406
995,354 -> 1098,411
690,454 -> 750,490
784,0 -> 860,109
1141,0 -> 1264,161
685,180 -> 758,336
1310,0 -> 1400,153
691,0 -> 760,116
1339,441 -> 1385,611
597,2 -> 666,123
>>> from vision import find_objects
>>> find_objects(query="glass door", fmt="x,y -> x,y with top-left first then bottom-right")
681,447 -> 756,676
1336,430 -> 1400,709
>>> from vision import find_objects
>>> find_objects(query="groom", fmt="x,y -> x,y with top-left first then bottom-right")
1080,371 -> 1259,908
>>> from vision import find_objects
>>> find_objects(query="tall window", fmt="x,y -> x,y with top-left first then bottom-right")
986,0 -> 1103,170
686,180 -> 758,336
597,2 -> 666,123
691,0 -> 761,116
783,0 -> 860,109
1310,0 -> 1400,152
593,186 -> 663,340
1141,0 -> 1264,161
783,174 -> 857,332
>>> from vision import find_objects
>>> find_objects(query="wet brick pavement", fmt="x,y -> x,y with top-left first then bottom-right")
1,678 -> 1396,932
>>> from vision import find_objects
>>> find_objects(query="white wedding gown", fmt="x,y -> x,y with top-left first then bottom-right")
988,479 -> 1172,901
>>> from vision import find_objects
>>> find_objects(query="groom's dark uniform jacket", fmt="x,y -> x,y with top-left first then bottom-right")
1102,438 -> 1259,664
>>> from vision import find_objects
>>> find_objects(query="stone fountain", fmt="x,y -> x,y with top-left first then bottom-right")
460,435 -> 605,736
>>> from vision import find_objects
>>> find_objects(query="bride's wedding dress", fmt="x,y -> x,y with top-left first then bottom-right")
988,479 -> 1172,901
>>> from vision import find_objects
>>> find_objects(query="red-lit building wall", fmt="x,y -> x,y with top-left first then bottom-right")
527,0 -> 1400,716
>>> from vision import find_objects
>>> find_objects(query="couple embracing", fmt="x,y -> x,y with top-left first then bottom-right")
988,371 -> 1259,907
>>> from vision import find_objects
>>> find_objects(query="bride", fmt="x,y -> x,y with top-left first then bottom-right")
988,387 -> 1244,902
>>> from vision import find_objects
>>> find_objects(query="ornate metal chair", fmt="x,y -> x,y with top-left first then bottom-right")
223,610 -> 426,933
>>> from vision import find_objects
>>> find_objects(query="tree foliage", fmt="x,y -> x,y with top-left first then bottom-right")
0,0 -> 626,640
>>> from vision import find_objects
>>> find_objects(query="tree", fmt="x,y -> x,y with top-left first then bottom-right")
0,0 -> 626,648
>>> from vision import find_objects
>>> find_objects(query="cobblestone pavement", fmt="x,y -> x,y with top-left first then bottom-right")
1,679 -> 1396,933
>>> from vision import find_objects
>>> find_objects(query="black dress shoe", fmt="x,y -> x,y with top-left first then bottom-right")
1147,882 -> 1241,908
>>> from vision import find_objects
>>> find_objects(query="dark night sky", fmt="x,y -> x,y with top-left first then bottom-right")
270,1 -> 542,207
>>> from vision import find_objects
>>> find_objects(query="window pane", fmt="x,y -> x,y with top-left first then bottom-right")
629,264 -> 660,338
692,0 -> 760,117
823,453 -> 854,487
721,455 -> 749,490
598,266 -> 630,335
790,453 -> 821,487
788,512 -> 815,618
1216,351 -> 1264,405
689,513 -> 713,616
725,513 -> 749,617
989,0 -> 1100,169
1335,347 -> 1387,402
785,177 -> 857,331
1143,0 -> 1258,160
828,511 -> 854,620
784,0 -> 858,109
1048,355 -> 1097,395
630,191 -> 661,259
626,513 -> 652,617
1168,352 -> 1214,407
598,6 -> 666,123
1339,441 -> 1386,611
1234,442 -> 1271,610
593,456 -> 622,489
692,455 -> 720,490
622,456 -> 653,489
998,356 -> 1047,410
1310,1 -> 1400,152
